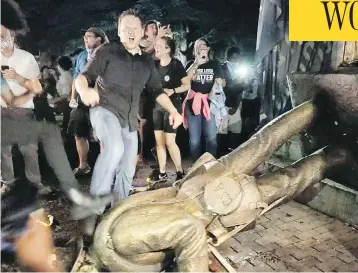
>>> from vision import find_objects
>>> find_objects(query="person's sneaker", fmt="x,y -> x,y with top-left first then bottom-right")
146,169 -> 168,183
1,181 -> 9,195
73,165 -> 91,177
158,172 -> 168,181
175,171 -> 185,181
69,190 -> 114,221
146,168 -> 159,183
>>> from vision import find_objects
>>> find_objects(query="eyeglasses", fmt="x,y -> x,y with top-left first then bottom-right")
84,34 -> 96,39
122,26 -> 140,33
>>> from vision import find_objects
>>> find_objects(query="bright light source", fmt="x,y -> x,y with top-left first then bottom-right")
236,65 -> 249,78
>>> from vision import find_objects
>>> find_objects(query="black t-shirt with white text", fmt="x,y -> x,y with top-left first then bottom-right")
155,58 -> 187,110
191,60 -> 224,94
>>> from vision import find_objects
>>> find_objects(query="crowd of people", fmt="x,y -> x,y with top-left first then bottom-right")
1,0 -> 261,271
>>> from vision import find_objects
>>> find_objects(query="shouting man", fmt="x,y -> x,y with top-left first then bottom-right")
75,9 -> 183,234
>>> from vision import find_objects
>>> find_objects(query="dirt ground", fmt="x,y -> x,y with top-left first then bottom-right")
0,130 -> 181,272
1,139 -> 96,272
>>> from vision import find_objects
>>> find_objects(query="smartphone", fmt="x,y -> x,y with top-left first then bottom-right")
1,65 -> 9,71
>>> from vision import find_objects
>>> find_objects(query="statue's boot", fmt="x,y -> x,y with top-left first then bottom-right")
219,101 -> 317,174
257,146 -> 349,205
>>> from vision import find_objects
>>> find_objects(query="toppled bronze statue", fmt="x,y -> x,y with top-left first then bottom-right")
85,101 -> 349,272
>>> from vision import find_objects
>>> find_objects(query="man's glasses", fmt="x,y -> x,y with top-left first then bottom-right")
84,34 -> 96,39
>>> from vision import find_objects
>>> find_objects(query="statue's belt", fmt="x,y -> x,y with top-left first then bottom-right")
198,169 -> 286,246
207,195 -> 286,246
203,172 -> 267,217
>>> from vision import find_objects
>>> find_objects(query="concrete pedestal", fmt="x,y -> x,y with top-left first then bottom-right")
272,71 -> 358,226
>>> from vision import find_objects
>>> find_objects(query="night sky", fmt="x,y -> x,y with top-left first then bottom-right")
17,0 -> 260,58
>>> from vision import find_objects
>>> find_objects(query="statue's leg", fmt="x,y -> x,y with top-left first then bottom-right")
92,203 -> 208,272
219,101 -> 317,174
256,146 -> 349,205
179,152 -> 217,184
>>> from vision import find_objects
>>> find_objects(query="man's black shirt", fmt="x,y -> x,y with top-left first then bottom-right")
82,42 -> 164,132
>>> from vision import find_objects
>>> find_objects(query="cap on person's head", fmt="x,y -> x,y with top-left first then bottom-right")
82,27 -> 109,44
1,0 -> 29,34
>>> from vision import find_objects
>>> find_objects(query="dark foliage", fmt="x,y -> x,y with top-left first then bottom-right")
15,0 -> 260,58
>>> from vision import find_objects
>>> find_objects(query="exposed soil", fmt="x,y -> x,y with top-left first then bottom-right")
0,139 -> 94,272
0,142 -> 156,272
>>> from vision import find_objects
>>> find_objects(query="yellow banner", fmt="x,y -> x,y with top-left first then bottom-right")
289,0 -> 358,41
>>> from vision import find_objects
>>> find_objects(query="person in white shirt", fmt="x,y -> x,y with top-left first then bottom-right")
55,56 -> 73,99
1,25 -> 47,192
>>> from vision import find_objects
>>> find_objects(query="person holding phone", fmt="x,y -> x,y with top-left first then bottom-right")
1,23 -> 48,192
183,39 -> 225,161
